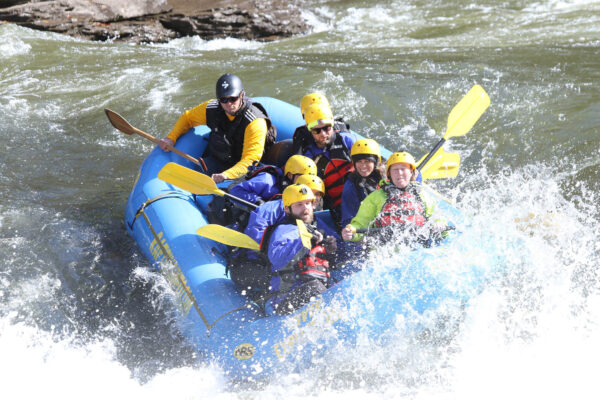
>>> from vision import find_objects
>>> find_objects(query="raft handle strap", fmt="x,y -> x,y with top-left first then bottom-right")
128,191 -> 188,230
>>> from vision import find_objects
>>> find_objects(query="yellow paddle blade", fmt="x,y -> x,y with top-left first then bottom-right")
196,224 -> 260,250
417,148 -> 461,180
158,162 -> 225,196
296,220 -> 313,250
445,84 -> 490,140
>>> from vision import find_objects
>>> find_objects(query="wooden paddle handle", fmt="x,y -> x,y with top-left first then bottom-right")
133,127 -> 203,168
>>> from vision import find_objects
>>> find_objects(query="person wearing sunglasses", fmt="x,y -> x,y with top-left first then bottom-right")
158,73 -> 276,183
293,102 -> 357,227
290,92 -> 351,156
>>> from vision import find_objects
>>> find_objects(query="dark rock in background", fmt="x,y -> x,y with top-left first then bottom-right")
0,0 -> 309,44
0,0 -> 30,7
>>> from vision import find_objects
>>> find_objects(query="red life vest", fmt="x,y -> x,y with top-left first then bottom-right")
297,244 -> 330,283
314,136 -> 353,210
374,184 -> 427,229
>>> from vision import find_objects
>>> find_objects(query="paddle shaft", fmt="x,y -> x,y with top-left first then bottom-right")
355,227 -> 383,234
135,127 -> 203,168
104,108 -> 205,170
416,137 -> 446,172
224,192 -> 258,210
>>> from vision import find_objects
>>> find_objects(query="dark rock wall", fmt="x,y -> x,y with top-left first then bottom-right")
0,0 -> 308,44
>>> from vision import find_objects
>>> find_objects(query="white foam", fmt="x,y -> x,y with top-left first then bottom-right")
299,0 -> 600,49
0,319 -> 230,399
0,37 -> 31,57
336,5 -> 412,30
156,36 -> 265,52
524,0 -> 600,12
447,289 -> 600,399
301,7 -> 336,33
147,71 -> 182,111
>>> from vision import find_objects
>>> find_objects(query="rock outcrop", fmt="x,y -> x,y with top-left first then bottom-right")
0,0 -> 308,44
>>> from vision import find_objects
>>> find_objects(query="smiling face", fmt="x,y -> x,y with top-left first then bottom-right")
354,158 -> 375,178
388,163 -> 414,189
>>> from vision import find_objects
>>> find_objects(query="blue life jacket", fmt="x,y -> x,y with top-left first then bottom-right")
229,166 -> 285,205
340,170 -> 382,227
263,219 -> 330,294
245,199 -> 286,243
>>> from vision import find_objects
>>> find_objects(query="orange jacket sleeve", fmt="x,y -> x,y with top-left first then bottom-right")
166,100 -> 210,143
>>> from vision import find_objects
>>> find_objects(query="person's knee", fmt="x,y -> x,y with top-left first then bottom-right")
274,279 -> 326,315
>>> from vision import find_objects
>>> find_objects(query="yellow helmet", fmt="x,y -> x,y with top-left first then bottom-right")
284,155 -> 317,176
304,103 -> 334,130
300,92 -> 330,116
295,174 -> 325,195
386,151 -> 417,176
350,138 -> 381,164
282,183 -> 316,207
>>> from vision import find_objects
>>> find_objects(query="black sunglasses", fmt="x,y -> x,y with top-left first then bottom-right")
311,125 -> 333,135
219,96 -> 239,104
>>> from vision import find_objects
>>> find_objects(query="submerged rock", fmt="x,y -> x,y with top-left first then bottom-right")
0,0 -> 308,44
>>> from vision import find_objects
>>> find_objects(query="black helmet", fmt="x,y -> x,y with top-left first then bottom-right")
216,73 -> 244,98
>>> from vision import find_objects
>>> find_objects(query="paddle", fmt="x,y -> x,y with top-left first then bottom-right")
296,219 -> 313,250
416,84 -> 490,172
196,222 -> 312,250
196,224 -> 260,250
158,162 -> 259,210
104,108 -> 206,170
418,148 -> 461,180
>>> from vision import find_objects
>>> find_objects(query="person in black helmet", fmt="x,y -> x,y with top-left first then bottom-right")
159,73 -> 276,183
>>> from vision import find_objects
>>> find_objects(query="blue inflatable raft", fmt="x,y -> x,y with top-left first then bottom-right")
124,97 -> 497,380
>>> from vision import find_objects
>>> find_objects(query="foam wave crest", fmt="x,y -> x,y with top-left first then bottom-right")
0,318 -> 231,399
0,31 -> 31,57
157,36 -> 265,52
